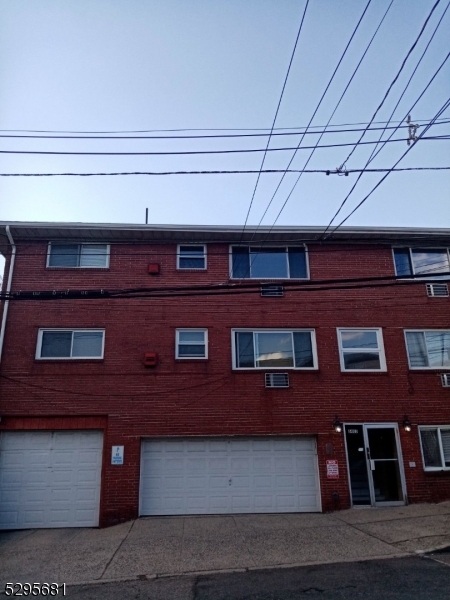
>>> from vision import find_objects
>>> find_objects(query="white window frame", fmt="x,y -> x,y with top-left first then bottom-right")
177,244 -> 207,270
418,426 -> 450,471
392,247 -> 450,278
337,328 -> 387,372
229,245 -> 310,280
47,242 -> 110,268
404,329 -> 450,370
36,329 -> 105,360
175,329 -> 208,359
231,328 -> 318,370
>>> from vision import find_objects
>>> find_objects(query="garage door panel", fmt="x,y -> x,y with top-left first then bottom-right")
140,437 -> 320,516
0,431 -> 103,529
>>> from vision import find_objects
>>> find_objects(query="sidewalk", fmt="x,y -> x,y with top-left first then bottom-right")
1,502 -> 449,587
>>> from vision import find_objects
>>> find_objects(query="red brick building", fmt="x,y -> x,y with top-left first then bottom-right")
0,222 -> 449,529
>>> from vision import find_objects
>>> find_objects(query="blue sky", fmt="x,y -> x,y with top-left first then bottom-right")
0,0 -> 449,228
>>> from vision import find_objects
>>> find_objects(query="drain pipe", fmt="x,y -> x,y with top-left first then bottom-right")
0,226 -> 16,363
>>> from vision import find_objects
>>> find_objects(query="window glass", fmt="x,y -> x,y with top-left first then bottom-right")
405,332 -> 428,367
41,331 -> 72,357
231,247 -> 307,279
293,332 -> 314,367
250,248 -> 288,278
179,245 -> 205,269
343,353 -> 381,370
177,330 -> 206,358
411,249 -> 449,275
341,330 -> 378,349
442,431 -> 450,466
255,332 -> 294,368
420,429 -> 442,468
425,332 -> 450,367
236,332 -> 254,368
288,248 -> 307,278
48,244 -> 79,267
406,331 -> 450,368
72,331 -> 103,357
393,249 -> 412,276
80,244 -> 108,267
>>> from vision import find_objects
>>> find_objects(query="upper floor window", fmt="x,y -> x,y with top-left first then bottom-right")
337,328 -> 386,371
405,330 -> 450,369
393,248 -> 450,278
36,329 -> 105,359
232,329 -> 317,369
47,243 -> 110,268
176,329 -> 208,359
419,426 -> 450,471
177,245 -> 206,269
231,246 -> 308,279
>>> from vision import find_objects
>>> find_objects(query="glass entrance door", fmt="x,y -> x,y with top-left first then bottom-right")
345,424 -> 406,507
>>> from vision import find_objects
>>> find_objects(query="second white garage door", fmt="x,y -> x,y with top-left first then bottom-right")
140,437 -> 321,515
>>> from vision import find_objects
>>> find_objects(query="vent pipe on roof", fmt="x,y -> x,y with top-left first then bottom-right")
145,208 -> 148,225
0,226 -> 16,363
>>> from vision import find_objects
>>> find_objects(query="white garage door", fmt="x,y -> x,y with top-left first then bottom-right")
0,431 -> 103,529
140,437 -> 321,515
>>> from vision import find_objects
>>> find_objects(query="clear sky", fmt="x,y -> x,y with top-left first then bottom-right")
0,0 -> 449,229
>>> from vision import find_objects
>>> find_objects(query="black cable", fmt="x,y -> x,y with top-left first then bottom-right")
252,0 -> 391,233
226,1 -> 311,244
0,166 -> 448,177
4,136 -> 447,156
320,52 -> 450,239
326,98 -> 450,235
338,0 -> 443,169
0,118 -> 448,135
366,0 -> 450,166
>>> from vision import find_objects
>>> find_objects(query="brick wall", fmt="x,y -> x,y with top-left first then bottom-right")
1,240 -> 449,525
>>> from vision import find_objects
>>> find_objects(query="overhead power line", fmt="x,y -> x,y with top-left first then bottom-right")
1,120 -> 449,140
231,0 -> 310,244
0,166 -> 448,177
3,136 -> 447,156
0,118 -> 447,135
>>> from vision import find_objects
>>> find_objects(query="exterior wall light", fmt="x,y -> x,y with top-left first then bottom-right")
402,416 -> 412,432
333,416 -> 343,433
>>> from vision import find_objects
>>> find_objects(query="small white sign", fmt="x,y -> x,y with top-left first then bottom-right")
111,445 -> 124,465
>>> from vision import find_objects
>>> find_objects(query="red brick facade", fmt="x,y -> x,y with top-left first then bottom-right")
1,225 -> 449,526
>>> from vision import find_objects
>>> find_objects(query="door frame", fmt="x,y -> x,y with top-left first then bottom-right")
344,423 -> 407,508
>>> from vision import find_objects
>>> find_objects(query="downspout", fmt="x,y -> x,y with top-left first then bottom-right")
0,226 -> 16,363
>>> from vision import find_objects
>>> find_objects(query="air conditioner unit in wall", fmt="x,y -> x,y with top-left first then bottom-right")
441,373 -> 450,388
260,285 -> 284,297
426,283 -> 449,297
265,373 -> 289,388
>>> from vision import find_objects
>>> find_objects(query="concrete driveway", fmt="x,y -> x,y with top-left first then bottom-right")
1,502 -> 449,587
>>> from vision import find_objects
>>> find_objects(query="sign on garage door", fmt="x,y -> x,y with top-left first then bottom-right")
140,437 -> 321,516
0,431 -> 103,529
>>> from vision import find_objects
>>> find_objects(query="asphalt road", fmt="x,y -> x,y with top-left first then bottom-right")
60,553 -> 450,600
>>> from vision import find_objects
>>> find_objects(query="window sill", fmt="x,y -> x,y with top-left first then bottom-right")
339,370 -> 389,375
175,358 -> 208,361
46,267 -> 110,271
35,358 -> 105,363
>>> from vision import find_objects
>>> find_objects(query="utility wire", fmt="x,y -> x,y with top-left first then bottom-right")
5,136 -> 448,156
0,117 -> 447,135
252,0 -> 391,233
325,97 -> 450,235
320,51 -> 450,238
338,0 -> 443,168
0,166 -> 448,177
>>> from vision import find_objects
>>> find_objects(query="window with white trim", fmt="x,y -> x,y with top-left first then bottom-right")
404,330 -> 450,369
419,427 -> 450,470
337,328 -> 386,371
232,329 -> 317,369
176,329 -> 208,359
393,247 -> 450,278
177,245 -> 206,269
47,243 -> 109,268
231,246 -> 308,279
36,329 -> 105,359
